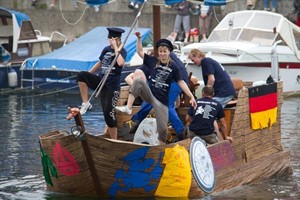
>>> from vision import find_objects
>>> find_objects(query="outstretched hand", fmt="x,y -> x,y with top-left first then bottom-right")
66,107 -> 80,120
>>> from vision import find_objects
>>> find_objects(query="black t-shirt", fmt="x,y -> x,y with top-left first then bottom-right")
99,45 -> 127,89
143,54 -> 182,106
188,97 -> 225,136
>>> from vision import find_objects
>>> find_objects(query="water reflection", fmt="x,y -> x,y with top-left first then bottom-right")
0,92 -> 299,199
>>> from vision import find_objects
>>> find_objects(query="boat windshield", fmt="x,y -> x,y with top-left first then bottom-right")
208,11 -> 281,45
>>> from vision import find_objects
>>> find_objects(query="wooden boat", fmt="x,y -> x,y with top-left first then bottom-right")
39,80 -> 292,198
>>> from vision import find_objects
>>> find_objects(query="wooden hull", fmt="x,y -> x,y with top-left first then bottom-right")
39,81 -> 292,198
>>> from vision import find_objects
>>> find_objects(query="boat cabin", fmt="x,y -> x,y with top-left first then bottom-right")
0,7 -> 51,65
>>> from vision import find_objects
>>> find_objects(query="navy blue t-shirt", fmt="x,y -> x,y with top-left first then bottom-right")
201,57 -> 235,97
188,97 -> 225,136
143,54 -> 182,106
99,45 -> 127,89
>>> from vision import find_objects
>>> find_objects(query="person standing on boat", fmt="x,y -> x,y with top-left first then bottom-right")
125,32 -> 190,141
188,49 -> 235,108
116,38 -> 197,145
76,27 -> 127,140
186,85 -> 233,144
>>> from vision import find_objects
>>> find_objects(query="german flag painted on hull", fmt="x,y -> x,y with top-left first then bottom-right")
248,83 -> 277,130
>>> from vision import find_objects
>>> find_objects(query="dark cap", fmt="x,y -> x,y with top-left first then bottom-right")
156,39 -> 173,51
107,27 -> 125,38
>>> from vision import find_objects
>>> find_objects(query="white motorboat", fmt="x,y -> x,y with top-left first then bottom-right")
181,10 -> 300,94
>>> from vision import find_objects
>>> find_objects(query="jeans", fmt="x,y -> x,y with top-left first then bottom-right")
132,81 -> 184,135
213,95 -> 234,108
264,0 -> 277,9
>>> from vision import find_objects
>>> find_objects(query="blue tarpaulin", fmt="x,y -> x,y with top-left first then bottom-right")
24,27 -> 152,72
204,0 -> 228,6
89,0 -> 185,6
85,0 -> 109,6
136,0 -> 184,5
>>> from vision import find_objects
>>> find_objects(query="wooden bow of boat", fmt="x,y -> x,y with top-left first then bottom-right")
39,81 -> 292,198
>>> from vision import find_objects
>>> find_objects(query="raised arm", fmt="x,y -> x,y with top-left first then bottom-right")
110,38 -> 125,66
135,32 -> 144,59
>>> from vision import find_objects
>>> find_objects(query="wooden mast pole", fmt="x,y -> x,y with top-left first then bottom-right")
152,4 -> 161,57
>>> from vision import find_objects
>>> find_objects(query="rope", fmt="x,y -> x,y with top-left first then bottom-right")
59,0 -> 89,26
0,85 -> 79,101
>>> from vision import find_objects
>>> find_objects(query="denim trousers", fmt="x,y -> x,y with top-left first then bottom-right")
264,0 -> 278,8
131,81 -> 184,135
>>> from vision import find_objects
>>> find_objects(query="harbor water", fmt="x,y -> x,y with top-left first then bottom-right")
0,89 -> 299,200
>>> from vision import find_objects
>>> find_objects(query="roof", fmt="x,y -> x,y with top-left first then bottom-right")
0,7 -> 30,27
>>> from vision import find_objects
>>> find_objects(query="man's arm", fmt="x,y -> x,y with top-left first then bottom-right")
218,117 -> 233,143
207,74 -> 215,86
110,39 -> 125,66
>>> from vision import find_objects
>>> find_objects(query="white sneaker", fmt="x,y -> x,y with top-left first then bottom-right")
134,4 -> 139,9
80,102 -> 92,115
115,105 -> 132,115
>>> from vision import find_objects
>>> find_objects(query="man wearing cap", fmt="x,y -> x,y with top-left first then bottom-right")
124,32 -> 190,141
76,27 -> 127,140
116,37 -> 197,145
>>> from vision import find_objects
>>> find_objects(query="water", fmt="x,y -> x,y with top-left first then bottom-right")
0,90 -> 299,200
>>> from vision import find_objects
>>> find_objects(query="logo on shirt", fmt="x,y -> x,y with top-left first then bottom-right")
195,104 -> 216,119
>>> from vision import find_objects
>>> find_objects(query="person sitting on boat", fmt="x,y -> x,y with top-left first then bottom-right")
76,27 -> 127,140
188,48 -> 235,108
116,38 -> 196,145
186,85 -> 233,144
124,32 -> 190,141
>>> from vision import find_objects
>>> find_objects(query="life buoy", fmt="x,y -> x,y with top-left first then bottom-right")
8,68 -> 18,87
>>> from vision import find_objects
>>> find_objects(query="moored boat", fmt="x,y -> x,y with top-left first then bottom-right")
20,26 -> 153,92
0,7 -> 57,89
39,80 -> 292,198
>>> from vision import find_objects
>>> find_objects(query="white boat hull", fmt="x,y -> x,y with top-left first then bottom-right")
186,64 -> 300,94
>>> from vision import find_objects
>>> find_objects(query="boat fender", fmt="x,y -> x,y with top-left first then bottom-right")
252,80 -> 266,87
7,68 -> 18,87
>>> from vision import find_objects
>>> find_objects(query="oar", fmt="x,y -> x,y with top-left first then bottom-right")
93,0 -> 148,98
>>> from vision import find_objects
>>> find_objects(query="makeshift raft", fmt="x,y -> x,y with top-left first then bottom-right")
39,81 -> 292,198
